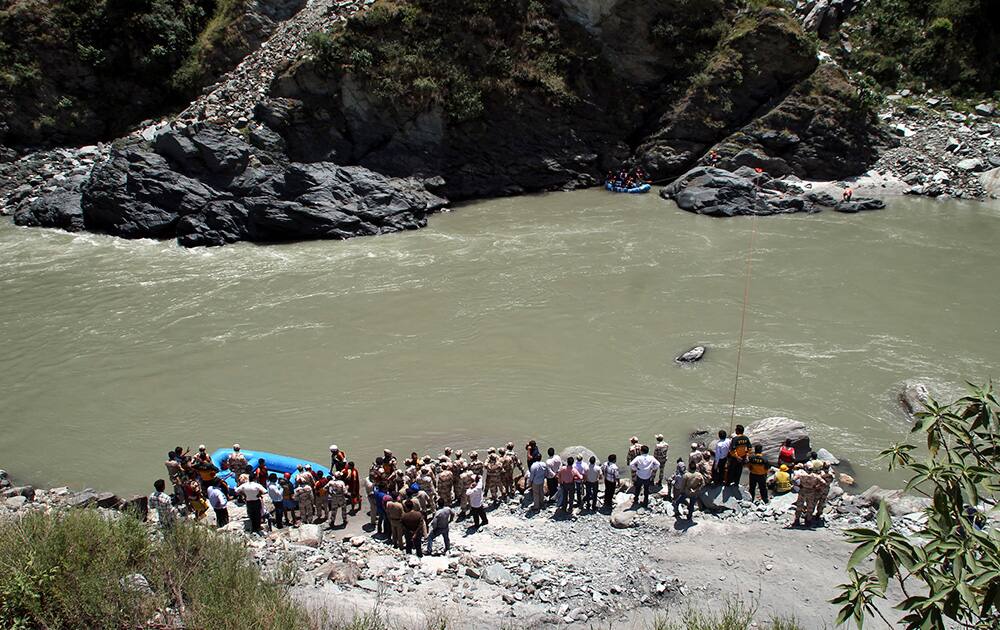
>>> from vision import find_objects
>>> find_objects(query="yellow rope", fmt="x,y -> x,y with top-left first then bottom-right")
729,214 -> 758,433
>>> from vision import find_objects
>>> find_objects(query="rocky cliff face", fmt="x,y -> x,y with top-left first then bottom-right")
2,0 -> 890,246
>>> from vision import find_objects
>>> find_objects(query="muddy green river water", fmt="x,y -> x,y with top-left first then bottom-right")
2,190 -> 998,494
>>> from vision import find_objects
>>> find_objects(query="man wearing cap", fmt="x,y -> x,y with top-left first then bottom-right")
812,461 -> 835,523
328,474 -> 349,527
653,434 -> 670,485
437,458 -> 454,505
627,437 -> 643,486
791,460 -> 824,527
226,444 -> 250,480
329,445 -> 347,473
451,451 -> 467,507
503,442 -> 524,497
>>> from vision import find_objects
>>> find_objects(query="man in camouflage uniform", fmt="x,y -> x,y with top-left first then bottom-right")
697,451 -> 714,486
226,444 -> 250,479
627,436 -> 644,485
458,469 -> 476,518
451,450 -> 467,507
503,442 -> 524,497
437,457 -> 454,505
467,450 -> 484,477
418,466 -> 437,505
792,461 -> 824,527
293,480 -> 315,525
328,476 -> 349,526
653,434 -> 670,485
485,451 -> 504,502
812,461 -> 835,523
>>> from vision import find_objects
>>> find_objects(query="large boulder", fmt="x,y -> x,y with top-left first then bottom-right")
14,190 -> 84,231
80,124 -> 448,247
834,198 -> 886,213
745,417 -> 810,464
290,524 -> 323,548
899,381 -> 932,417
859,486 -> 932,517
661,167 -> 772,217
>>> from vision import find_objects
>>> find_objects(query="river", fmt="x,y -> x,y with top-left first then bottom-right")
1,191 -> 998,495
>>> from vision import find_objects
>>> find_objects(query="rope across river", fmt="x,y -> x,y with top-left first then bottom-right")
729,214 -> 758,433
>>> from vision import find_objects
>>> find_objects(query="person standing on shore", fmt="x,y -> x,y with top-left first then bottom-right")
528,455 -> 548,511
688,443 -> 702,471
150,479 -> 178,529
437,458 -> 454,505
266,473 -> 285,528
557,458 -> 581,513
712,431 -> 730,486
386,492 -> 405,548
342,461 -> 361,513
236,474 -> 267,534
791,462 -> 822,527
747,444 -> 769,503
653,435 -> 670,485
573,455 -> 587,508
544,448 -> 561,500
584,456 -> 601,511
467,474 -> 488,528
668,459 -> 686,501
674,462 -> 704,521
192,445 -> 219,492
630,445 -> 659,508
426,498 -> 455,555
601,454 -> 620,509
400,500 -> 427,557
207,479 -> 229,528
328,475 -> 349,527
329,445 -> 346,473
627,437 -> 643,485
812,461 -> 835,523
727,425 -> 751,486
293,479 -> 314,525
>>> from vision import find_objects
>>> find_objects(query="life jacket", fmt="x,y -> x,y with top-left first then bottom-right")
779,446 -> 795,464
775,471 -> 792,493
747,454 -> 768,476
730,435 -> 751,459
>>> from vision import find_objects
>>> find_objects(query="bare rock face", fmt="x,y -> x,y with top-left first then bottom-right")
745,417 -> 811,464
79,124 -> 447,247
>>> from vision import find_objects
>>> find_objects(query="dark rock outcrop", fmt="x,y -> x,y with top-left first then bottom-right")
661,165 -> 885,217
636,9 -> 819,179
13,190 -> 84,232
79,124 -> 447,246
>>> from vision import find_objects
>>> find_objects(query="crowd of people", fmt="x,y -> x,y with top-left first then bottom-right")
150,427 -> 838,556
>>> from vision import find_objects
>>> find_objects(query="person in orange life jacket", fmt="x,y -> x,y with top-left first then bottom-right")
253,458 -> 268,486
842,187 -> 853,201
341,461 -> 361,511
746,444 -> 770,503
726,425 -> 752,485
778,438 -> 796,468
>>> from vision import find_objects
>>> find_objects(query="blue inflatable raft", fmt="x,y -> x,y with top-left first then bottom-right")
210,448 -> 328,488
605,182 -> 651,194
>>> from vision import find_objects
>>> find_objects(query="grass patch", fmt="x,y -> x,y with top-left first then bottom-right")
650,597 -> 804,630
0,509 -> 307,629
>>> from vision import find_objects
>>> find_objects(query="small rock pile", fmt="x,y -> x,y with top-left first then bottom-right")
874,94 -> 1000,199
0,145 -> 110,226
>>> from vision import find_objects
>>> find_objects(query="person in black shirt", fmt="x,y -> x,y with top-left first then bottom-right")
727,424 -> 752,486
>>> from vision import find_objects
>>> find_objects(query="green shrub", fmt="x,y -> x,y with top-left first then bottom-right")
0,509 -> 308,630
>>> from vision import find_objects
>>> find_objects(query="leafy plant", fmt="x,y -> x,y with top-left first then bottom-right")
832,381 -> 1000,628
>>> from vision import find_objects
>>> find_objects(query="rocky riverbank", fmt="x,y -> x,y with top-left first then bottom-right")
1,463 -> 944,628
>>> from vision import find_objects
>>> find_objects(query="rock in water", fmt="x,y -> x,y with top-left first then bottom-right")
899,381 -> 931,417
833,198 -> 886,213
745,417 -> 810,464
13,191 -> 84,232
676,345 -> 706,363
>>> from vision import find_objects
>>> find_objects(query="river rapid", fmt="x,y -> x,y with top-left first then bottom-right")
2,191 -> 998,495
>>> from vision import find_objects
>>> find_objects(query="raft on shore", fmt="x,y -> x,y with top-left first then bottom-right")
209,448 -> 327,487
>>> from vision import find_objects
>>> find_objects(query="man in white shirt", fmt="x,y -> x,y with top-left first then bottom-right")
573,456 -> 587,509
583,456 -> 602,511
545,448 -> 562,500
266,473 -> 285,528
630,445 -> 660,508
713,430 -> 731,486
466,474 -> 488,528
236,477 -> 268,534
207,480 -> 229,528
528,456 -> 548,511
601,454 -> 620,510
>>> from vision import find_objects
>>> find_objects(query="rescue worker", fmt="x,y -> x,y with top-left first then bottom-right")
484,451 -> 503,502
329,444 -> 347,473
727,425 -> 751,485
226,444 -> 250,479
293,478 -> 315,524
770,464 -> 792,495
385,492 -> 405,549
653,434 -> 670,485
437,457 -> 454,505
328,475 -> 349,526
791,461 -> 823,527
812,461 -> 835,523
627,436 -> 643,484
746,444 -> 769,503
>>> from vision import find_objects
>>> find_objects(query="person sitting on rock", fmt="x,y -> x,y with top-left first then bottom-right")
842,187 -> 854,201
769,464 -> 792,496
778,438 -> 796,468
